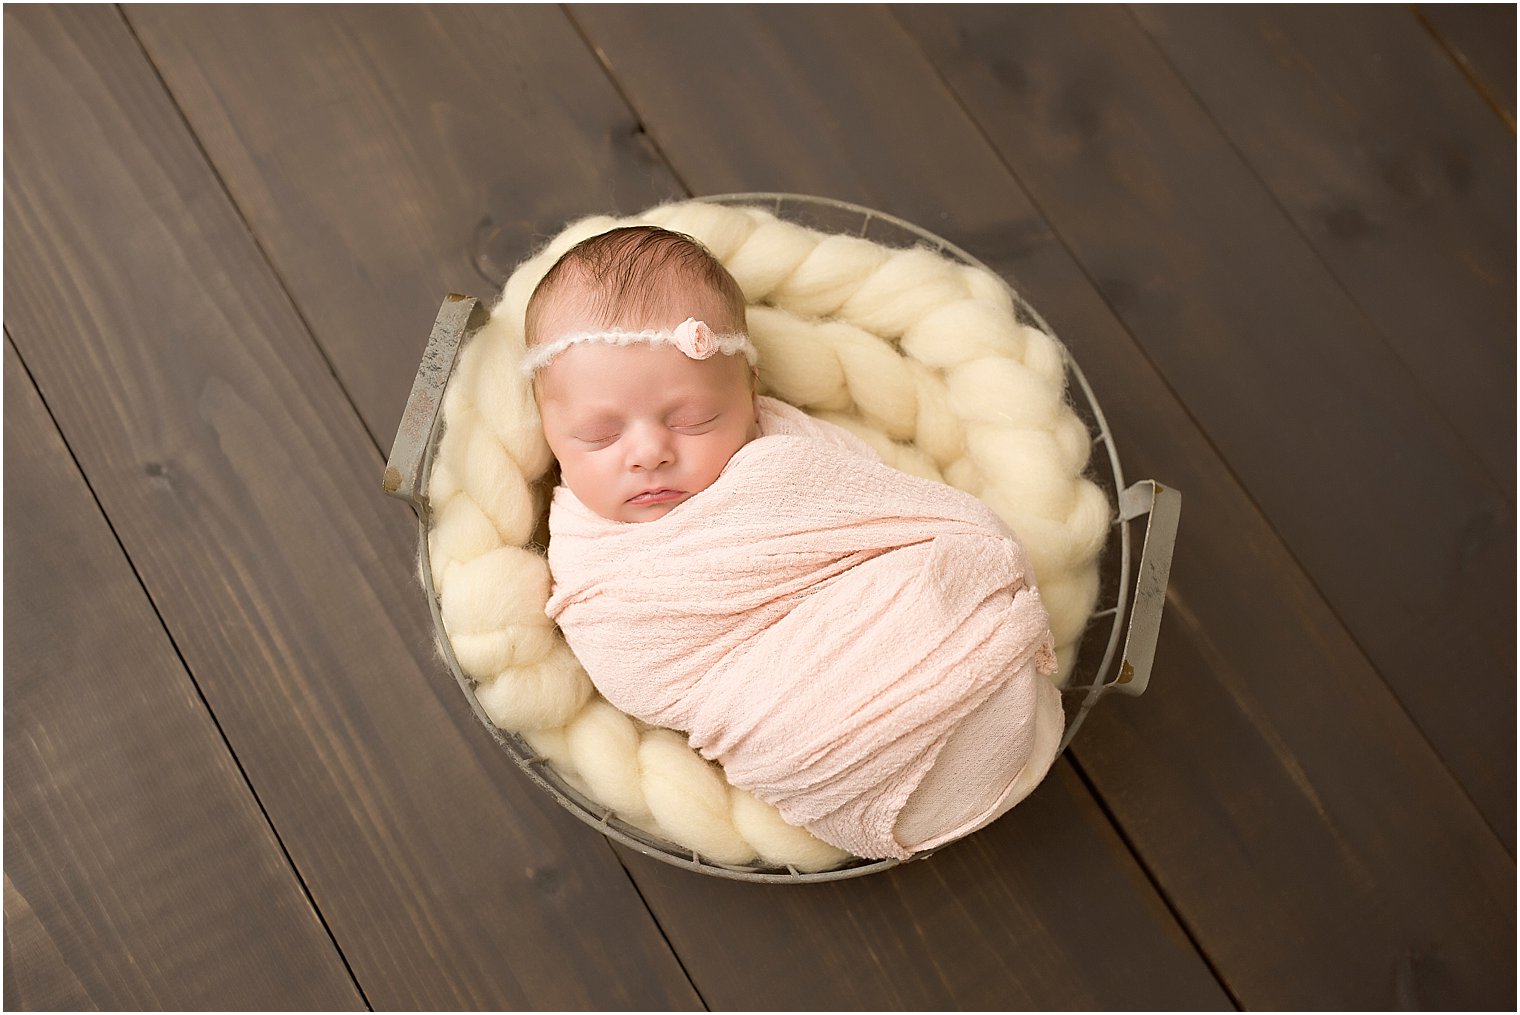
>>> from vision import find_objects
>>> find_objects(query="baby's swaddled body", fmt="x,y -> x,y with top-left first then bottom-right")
546,397 -> 1064,860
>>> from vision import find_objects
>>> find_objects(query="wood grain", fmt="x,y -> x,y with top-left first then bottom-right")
12,3 -> 1511,1009
617,764 -> 1229,1010
3,7 -> 698,1009
901,3 -> 1514,847
124,4 -> 1229,1010
572,4 -> 1515,1007
3,339 -> 363,1011
1418,2 -> 1518,126
1134,5 -> 1515,496
126,2 -> 684,452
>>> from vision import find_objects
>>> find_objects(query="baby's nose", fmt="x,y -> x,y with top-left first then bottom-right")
626,423 -> 674,470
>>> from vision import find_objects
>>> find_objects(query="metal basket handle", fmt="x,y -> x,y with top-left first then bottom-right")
1108,480 -> 1182,697
382,293 -> 488,509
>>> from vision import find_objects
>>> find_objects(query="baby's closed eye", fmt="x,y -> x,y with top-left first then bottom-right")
670,414 -> 719,433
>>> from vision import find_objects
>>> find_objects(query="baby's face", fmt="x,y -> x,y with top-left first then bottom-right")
536,339 -> 759,523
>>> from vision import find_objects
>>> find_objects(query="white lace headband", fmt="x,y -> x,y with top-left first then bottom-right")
520,317 -> 758,376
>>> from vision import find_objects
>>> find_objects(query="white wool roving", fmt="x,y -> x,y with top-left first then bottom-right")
425,200 -> 1109,872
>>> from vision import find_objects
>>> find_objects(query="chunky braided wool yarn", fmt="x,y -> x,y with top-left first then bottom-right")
426,200 -> 1109,872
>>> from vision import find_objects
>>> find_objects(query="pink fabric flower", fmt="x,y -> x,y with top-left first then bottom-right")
671,317 -> 717,360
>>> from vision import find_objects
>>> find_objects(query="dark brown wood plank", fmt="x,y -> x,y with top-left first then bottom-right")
1133,5 -> 1515,497
1418,2 -> 1518,126
3,340 -> 363,1011
122,5 -> 1229,1011
902,3 -> 1514,847
616,764 -> 1225,1010
126,2 -> 683,452
2,7 -> 699,1010
571,4 -> 1516,1008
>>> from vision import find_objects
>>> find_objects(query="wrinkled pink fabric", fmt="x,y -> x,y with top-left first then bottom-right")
545,397 -> 1063,859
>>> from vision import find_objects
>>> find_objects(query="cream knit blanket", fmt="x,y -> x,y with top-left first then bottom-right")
545,398 -> 1062,860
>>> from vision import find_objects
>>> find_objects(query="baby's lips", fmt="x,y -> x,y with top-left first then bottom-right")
628,488 -> 685,505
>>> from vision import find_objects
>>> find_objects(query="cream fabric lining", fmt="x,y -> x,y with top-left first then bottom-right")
424,200 -> 1108,872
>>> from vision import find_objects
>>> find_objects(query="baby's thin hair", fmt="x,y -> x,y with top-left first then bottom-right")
525,225 -> 747,345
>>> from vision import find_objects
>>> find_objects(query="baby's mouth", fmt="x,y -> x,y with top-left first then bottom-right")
628,488 -> 685,506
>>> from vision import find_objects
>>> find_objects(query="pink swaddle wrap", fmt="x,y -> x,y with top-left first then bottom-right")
545,397 -> 1063,859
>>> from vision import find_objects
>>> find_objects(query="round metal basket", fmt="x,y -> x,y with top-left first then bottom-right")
383,193 -> 1180,883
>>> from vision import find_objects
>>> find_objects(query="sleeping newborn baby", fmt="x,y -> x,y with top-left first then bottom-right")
524,225 -> 1063,860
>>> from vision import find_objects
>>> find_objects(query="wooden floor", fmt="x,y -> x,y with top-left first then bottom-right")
4,5 -> 1514,1010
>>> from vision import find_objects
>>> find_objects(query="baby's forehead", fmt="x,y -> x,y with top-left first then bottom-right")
540,342 -> 750,409
535,265 -> 738,337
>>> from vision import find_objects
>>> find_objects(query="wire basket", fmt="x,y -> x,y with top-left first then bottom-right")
383,193 -> 1180,883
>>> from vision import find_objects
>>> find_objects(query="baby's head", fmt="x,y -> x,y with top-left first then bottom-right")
524,226 -> 760,523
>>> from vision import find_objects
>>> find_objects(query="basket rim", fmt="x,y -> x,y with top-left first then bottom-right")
415,192 -> 1131,883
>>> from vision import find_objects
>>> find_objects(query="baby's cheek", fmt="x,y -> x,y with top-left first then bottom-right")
556,455 -> 598,500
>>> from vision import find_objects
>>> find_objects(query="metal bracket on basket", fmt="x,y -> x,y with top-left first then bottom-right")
383,294 -> 488,510
1108,480 -> 1182,697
